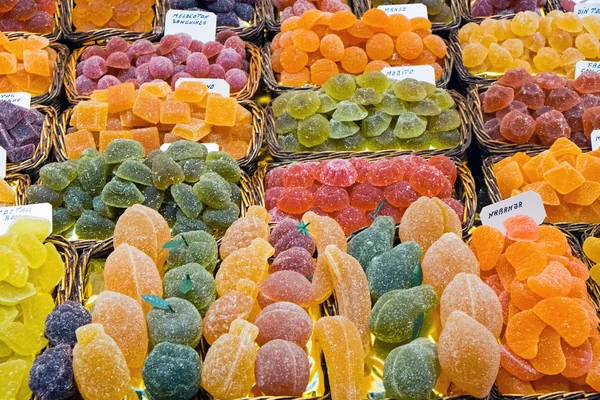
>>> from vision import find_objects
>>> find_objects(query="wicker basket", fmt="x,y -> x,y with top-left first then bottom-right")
265,89 -> 471,161
64,41 -> 262,105
262,40 -> 454,96
458,0 -> 553,25
6,173 -> 31,205
60,0 -> 167,43
49,235 -> 80,305
265,0 -> 364,33
2,3 -> 62,42
19,42 -> 69,107
352,0 -> 461,33
253,155 -> 477,236
54,100 -> 264,172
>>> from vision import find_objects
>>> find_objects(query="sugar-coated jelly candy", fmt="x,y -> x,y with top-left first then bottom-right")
369,284 -> 438,343
348,216 -> 395,271
166,230 -> 218,273
72,324 -> 130,400
367,241 -> 422,300
271,246 -> 316,277
383,338 -> 440,400
163,262 -> 215,316
254,301 -> 313,347
438,311 -> 500,398
142,342 -> 201,400
257,270 -> 314,308
255,339 -> 310,396
146,297 -> 202,347
29,344 -> 75,400
44,300 -> 91,347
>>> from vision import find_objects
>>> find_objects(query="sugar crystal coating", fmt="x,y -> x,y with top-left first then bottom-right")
29,344 -> 76,400
44,300 -> 91,346
146,297 -> 202,347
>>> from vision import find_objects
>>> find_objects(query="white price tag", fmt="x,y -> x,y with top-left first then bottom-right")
160,143 -> 219,152
377,3 -> 428,18
0,203 -> 52,236
164,10 -> 217,42
381,65 -> 436,84
481,191 -> 546,234
592,130 -> 600,150
0,147 -> 6,179
575,61 -> 600,78
574,2 -> 600,14
175,78 -> 230,97
0,92 -> 31,109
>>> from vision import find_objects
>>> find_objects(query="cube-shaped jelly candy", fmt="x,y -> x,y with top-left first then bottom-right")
140,81 -> 171,98
171,118 -> 211,141
98,130 -> 132,152
7,144 -> 35,162
0,101 -> 26,130
65,129 -> 96,159
160,99 -> 191,125
132,89 -> 161,124
173,80 -> 208,103
75,101 -> 109,132
0,53 -> 17,74
23,49 -> 50,76
107,82 -> 136,114
205,94 -> 237,127
10,118 -> 39,147
130,127 -> 160,155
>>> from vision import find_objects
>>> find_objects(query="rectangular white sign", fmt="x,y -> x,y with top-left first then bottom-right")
575,61 -> 600,78
592,130 -> 600,150
175,78 -> 230,97
381,65 -> 436,84
0,147 -> 6,178
377,3 -> 428,18
480,191 -> 546,234
164,10 -> 216,42
0,203 -> 52,235
574,2 -> 600,14
0,92 -> 31,109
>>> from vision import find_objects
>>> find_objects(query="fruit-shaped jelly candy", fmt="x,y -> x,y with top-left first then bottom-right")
113,204 -> 171,274
527,261 -> 573,298
255,339 -> 310,396
254,301 -> 313,347
0,359 -> 27,399
383,338 -> 440,400
142,342 -> 201,400
91,291 -> 148,369
202,319 -> 259,399
347,216 -> 395,271
0,281 -> 36,306
202,279 -> 257,345
220,206 -> 271,260
146,297 -> 202,347
530,326 -> 566,375
470,225 -> 504,271
533,297 -> 591,347
367,241 -> 422,300
438,311 -> 500,398
505,309 -> 548,359
72,324 -> 130,400
44,300 -> 91,346
163,262 -> 216,316
166,230 -> 218,273
500,343 -> 543,381
314,316 -> 363,400
215,238 -> 274,296
272,221 -> 316,257
20,292 -> 54,333
369,284 -> 438,343
104,243 -> 163,314
29,344 -> 76,400
399,197 -> 462,252
422,233 -> 479,295
324,244 -> 371,354
0,321 -> 48,355
271,247 -> 316,277
440,273 -> 503,338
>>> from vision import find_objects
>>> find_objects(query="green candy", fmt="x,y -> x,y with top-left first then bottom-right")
92,195 -> 114,219
142,186 -> 164,211
64,186 -> 93,216
27,184 -> 63,208
172,211 -> 210,236
398,131 -> 434,150
171,183 -> 203,219
317,92 -> 339,113
428,109 -> 461,133
144,149 -> 162,168
356,71 -> 389,93
352,87 -> 383,105
166,230 -> 218,273
205,151 -> 241,183
329,119 -> 360,139
323,74 -> 356,100
348,216 -> 395,271
193,172 -> 231,210
376,92 -> 406,115
142,342 -> 201,400
393,79 -> 427,102
202,202 -> 240,231
230,182 -> 241,206
152,153 -> 185,190
179,159 -> 205,183
367,241 -> 422,300
163,263 -> 216,316
160,202 -> 179,227
103,139 -> 145,164
101,178 -> 144,208
432,129 -> 461,148
383,338 -> 440,400
52,208 -> 76,234
297,114 -> 330,147
362,108 -> 392,137
368,129 -> 402,150
39,162 -> 77,191
115,160 -> 153,186
428,89 -> 455,109
286,91 -> 321,120
165,140 -> 207,161
275,113 -> 298,135
272,91 -> 297,117
393,111 -> 427,139
77,154 -> 107,196
332,101 -> 368,122
278,134 -> 303,152
74,210 -> 115,240
329,133 -> 368,151
146,297 -> 202,347
409,98 -> 442,116
369,285 -> 439,343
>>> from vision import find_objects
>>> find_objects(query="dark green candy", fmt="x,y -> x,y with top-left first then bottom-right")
52,208 -> 76,234
163,263 -> 216,315
165,140 -> 207,161
192,172 -> 231,210
101,178 -> 144,208
39,162 -> 77,191
103,139 -> 145,164
27,184 -> 63,208
152,153 -> 185,190
64,186 -> 93,217
202,202 -> 240,231
205,151 -> 241,183
171,183 -> 203,219
166,230 -> 218,273
348,216 -> 396,271
367,241 -> 422,300
74,210 -> 115,240
115,160 -> 153,186
179,159 -> 205,183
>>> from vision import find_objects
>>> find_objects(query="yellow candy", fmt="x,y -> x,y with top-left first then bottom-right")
0,232 -> 17,248
14,233 -> 47,269
0,322 -> 48,355
0,282 -> 35,306
20,293 -> 54,333
0,359 -> 27,398
28,243 -> 64,293
0,341 -> 11,357
584,237 -> 600,264
7,217 -> 51,242
0,247 -> 29,288
0,305 -> 18,327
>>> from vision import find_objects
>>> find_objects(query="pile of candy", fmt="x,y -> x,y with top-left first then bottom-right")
71,0 -> 155,32
458,11 -> 600,77
471,0 -> 545,17
0,34 -> 55,95
0,218 -> 66,399
371,0 -> 453,23
471,217 -> 600,394
274,0 -> 351,22
0,0 -> 56,33
75,32 -> 251,95
584,236 -> 600,285
66,81 -> 253,160
0,101 -> 44,162
273,72 -> 461,152
481,69 -> 600,147
270,9 -> 447,86
27,140 -> 243,239
493,138 -> 600,223
264,155 -> 464,234
170,0 -> 256,27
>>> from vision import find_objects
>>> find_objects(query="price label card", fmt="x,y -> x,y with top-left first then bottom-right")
0,92 -> 31,109
381,65 -> 436,84
160,143 -> 219,152
0,147 -> 6,179
574,2 -> 600,14
377,3 -> 428,18
480,191 -> 546,234
592,130 -> 600,150
175,78 -> 230,97
575,61 -> 600,78
0,203 -> 52,236
164,10 -> 217,42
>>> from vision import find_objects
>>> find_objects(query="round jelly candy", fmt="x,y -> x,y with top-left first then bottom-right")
163,262 -> 216,316
254,301 -> 313,346
29,344 -> 76,400
146,297 -> 202,347
257,270 -> 314,308
44,301 -> 91,346
255,339 -> 310,396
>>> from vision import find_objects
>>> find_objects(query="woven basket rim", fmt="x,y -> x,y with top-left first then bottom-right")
261,39 -> 455,95
253,155 -> 477,236
2,2 -> 62,42
6,173 -> 31,205
21,42 -> 69,107
60,0 -> 167,43
50,235 -> 79,305
458,0 -> 555,24
264,89 -> 471,161
64,41 -> 262,105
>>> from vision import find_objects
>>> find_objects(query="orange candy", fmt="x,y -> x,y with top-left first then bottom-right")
505,309 -> 547,359
396,31 -> 423,60
533,297 -> 591,347
505,241 -> 547,280
530,326 -> 566,375
341,46 -> 367,74
470,225 -> 504,271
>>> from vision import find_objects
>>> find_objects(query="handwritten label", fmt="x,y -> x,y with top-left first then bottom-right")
175,78 -> 230,97
377,3 -> 428,18
592,130 -> 600,150
160,143 -> 219,152
574,2 -> 600,14
164,10 -> 216,42
0,147 -> 5,179
0,92 -> 31,109
481,191 -> 546,234
575,61 -> 600,78
381,65 -> 436,84
0,203 -> 52,236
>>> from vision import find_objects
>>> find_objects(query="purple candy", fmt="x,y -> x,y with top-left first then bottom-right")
45,301 -> 92,346
514,0 -> 536,12
131,39 -> 155,55
0,126 -> 14,148
149,56 -> 174,80
225,68 -> 247,92
116,67 -> 137,82
10,119 -> 39,147
224,35 -> 246,58
166,46 -> 191,64
185,52 -> 210,78
217,10 -> 240,27
216,29 -> 238,44
29,344 -> 76,400
207,63 -> 226,79
202,41 -> 224,59
82,56 -> 108,80
207,0 -> 235,12
82,45 -> 108,60
106,37 -> 130,53
97,75 -> 121,89
24,108 -> 45,127
0,101 -> 25,130
8,144 -> 35,163
75,75 -> 97,95
234,2 -> 254,21
135,63 -> 153,82
470,0 -> 493,17
216,48 -> 242,71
